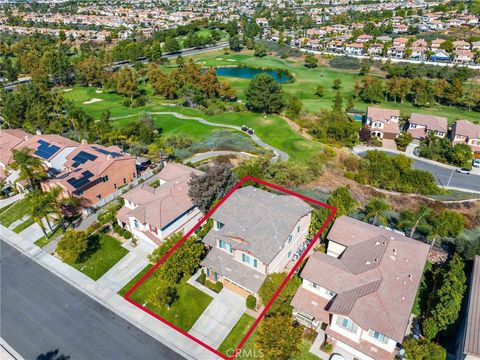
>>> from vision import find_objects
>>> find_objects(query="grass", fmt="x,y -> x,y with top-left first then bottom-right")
127,273 -> 213,331
34,225 -> 64,248
67,233 -> 128,280
0,198 -> 32,228
118,264 -> 153,297
218,313 -> 256,354
12,217 -> 34,233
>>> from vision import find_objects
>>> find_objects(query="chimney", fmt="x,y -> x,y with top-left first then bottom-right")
81,139 -> 88,145
35,129 -> 42,135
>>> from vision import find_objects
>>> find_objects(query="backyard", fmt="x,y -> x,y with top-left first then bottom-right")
65,233 -> 128,280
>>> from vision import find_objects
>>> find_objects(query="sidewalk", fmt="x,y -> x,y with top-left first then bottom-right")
0,224 -> 222,360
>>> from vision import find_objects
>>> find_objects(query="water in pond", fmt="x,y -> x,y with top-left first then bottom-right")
214,67 -> 293,83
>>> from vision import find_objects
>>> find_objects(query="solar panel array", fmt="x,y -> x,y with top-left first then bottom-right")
34,140 -> 61,159
71,151 -> 97,168
67,170 -> 94,190
91,146 -> 123,158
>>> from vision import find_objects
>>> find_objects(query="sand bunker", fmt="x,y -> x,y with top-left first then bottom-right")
83,98 -> 104,104
226,59 -> 236,62
95,89 -> 103,94
63,88 -> 73,92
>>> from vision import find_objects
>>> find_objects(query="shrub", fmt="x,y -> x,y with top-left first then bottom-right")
422,317 -> 439,340
196,270 -> 206,285
329,56 -> 360,70
205,280 -> 223,293
123,98 -> 132,107
246,295 -> 257,309
320,341 -> 333,353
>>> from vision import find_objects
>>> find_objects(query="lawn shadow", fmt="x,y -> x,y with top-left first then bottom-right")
77,233 -> 102,263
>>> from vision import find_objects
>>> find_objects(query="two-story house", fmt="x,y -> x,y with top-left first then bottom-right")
201,186 -> 312,298
407,113 -> 448,139
116,163 -> 203,249
451,120 -> 480,153
42,141 -> 137,209
366,107 -> 401,140
291,216 -> 429,360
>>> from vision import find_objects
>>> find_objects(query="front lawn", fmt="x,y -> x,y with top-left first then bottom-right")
0,198 -> 31,228
127,274 -> 213,331
218,313 -> 256,354
12,217 -> 35,233
34,226 -> 64,248
118,264 -> 153,297
67,233 -> 128,280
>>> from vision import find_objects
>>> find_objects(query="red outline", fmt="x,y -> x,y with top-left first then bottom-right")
124,176 -> 336,359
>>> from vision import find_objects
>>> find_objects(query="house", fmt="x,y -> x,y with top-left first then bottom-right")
454,50 -> 474,63
431,49 -> 450,62
387,46 -> 404,59
291,216 -> 429,360
392,37 -> 408,48
116,163 -> 203,248
458,256 -> 480,360
453,40 -> 471,51
431,38 -> 445,49
201,186 -> 312,297
451,120 -> 480,153
42,141 -> 137,209
255,17 -> 269,28
407,113 -> 448,139
366,107 -> 400,140
344,43 -> 364,56
368,43 -> 383,55
0,129 -> 29,171
356,34 -> 373,43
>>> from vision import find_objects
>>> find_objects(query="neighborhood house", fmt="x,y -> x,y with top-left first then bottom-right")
201,186 -> 313,298
291,216 -> 429,360
365,107 -> 401,140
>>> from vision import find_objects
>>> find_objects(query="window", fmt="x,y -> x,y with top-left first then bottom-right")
102,175 -> 109,182
288,235 -> 293,244
123,178 -> 127,184
324,288 -> 336,297
134,220 -> 139,228
297,225 -> 300,233
96,194 -> 101,199
242,253 -> 257,268
214,220 -> 224,230
114,183 -> 117,189
311,282 -> 318,289
368,329 -> 389,344
218,239 -> 232,253
335,316 -> 358,334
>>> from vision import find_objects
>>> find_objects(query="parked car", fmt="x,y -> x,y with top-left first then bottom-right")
329,354 -> 345,360
473,158 -> 480,168
247,128 -> 255,135
241,125 -> 248,132
456,168 -> 471,174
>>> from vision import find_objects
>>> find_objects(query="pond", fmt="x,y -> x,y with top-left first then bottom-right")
214,66 -> 293,83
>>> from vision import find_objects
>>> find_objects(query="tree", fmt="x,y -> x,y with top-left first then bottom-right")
402,338 -> 446,360
148,282 -> 178,308
332,91 -> 343,112
245,74 -> 285,113
74,56 -> 105,87
426,210 -> 465,247
26,190 -> 56,237
56,230 -> 89,263
285,96 -> 302,119
359,59 -> 371,76
304,53 -> 318,68
359,75 -> 383,103
309,207 -> 332,239
254,43 -> 267,57
115,67 -> 139,99
395,132 -> 413,149
447,143 -> 473,168
254,315 -> 302,360
327,186 -> 357,217
314,85 -> 325,97
10,148 -> 46,190
422,317 -> 439,340
163,36 -> 180,53
363,198 -> 390,225
188,162 -> 237,213
456,235 -> 480,261
430,254 -> 466,333
228,35 -> 242,52
258,273 -> 301,315
398,205 -> 431,238
332,78 -> 342,90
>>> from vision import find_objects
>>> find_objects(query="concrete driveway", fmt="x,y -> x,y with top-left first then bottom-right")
189,288 -> 246,348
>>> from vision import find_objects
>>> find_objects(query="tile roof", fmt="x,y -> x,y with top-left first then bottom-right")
291,286 -> 330,324
454,120 -> 480,139
409,113 -> 448,133
300,216 -> 429,342
0,129 -> 29,166
203,186 -> 312,264
464,256 -> 480,357
367,107 -> 400,122
20,134 -> 79,160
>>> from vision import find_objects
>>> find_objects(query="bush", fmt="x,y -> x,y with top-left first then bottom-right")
320,341 -> 333,353
196,270 -> 206,285
422,317 -> 439,340
205,280 -> 223,293
123,98 -> 132,107
329,56 -> 361,70
246,295 -> 257,309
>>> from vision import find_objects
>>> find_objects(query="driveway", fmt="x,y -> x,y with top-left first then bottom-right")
189,288 -> 246,348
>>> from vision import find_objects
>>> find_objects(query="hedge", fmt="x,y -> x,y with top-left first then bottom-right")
246,295 -> 257,310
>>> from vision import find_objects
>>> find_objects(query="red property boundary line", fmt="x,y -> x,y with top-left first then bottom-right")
124,175 -> 337,359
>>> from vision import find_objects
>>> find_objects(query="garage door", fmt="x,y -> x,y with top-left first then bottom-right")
223,278 -> 251,298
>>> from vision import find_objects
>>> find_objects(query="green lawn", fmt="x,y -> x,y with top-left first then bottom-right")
12,217 -> 34,233
34,226 -> 64,248
127,273 -> 213,331
118,264 -> 153,297
218,313 -> 256,354
0,198 -> 31,228
67,233 -> 128,280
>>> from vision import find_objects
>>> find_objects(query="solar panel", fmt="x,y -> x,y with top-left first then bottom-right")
71,151 -> 97,168
91,146 -> 122,158
67,170 -> 94,190
34,140 -> 61,159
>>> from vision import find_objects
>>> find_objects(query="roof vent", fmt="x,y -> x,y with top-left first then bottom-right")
375,241 -> 380,246
374,258 -> 378,263
383,241 -> 387,245
405,258 -> 409,263
365,260 -> 371,265
396,276 -> 400,280
408,274 -> 413,280
390,236 -> 394,240
401,295 -> 405,301
393,248 -> 397,254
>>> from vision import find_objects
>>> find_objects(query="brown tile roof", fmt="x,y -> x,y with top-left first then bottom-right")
291,286 -> 330,324
464,256 -> 480,357
19,134 -> 79,160
454,120 -> 480,139
300,216 -> 429,342
409,113 -> 448,133
367,107 -> 400,122
158,162 -> 203,182
0,129 -> 29,166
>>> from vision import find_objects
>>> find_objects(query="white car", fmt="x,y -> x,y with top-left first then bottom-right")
456,168 -> 471,174
473,159 -> 480,168
329,354 -> 345,360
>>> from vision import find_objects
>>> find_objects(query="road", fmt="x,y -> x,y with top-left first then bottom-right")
356,151 -> 480,193
0,241 -> 184,360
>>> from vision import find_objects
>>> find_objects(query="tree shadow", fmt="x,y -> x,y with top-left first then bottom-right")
77,233 -> 101,263
36,349 -> 70,360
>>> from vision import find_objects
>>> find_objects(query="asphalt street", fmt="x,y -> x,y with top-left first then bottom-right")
0,241 -> 184,360
357,151 -> 480,193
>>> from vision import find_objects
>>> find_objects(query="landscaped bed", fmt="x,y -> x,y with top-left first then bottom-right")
66,233 -> 128,280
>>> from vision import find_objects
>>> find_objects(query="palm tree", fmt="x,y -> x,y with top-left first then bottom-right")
26,190 -> 55,238
398,205 -> 431,238
363,198 -> 391,226
9,148 -> 46,190
46,186 -> 79,228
